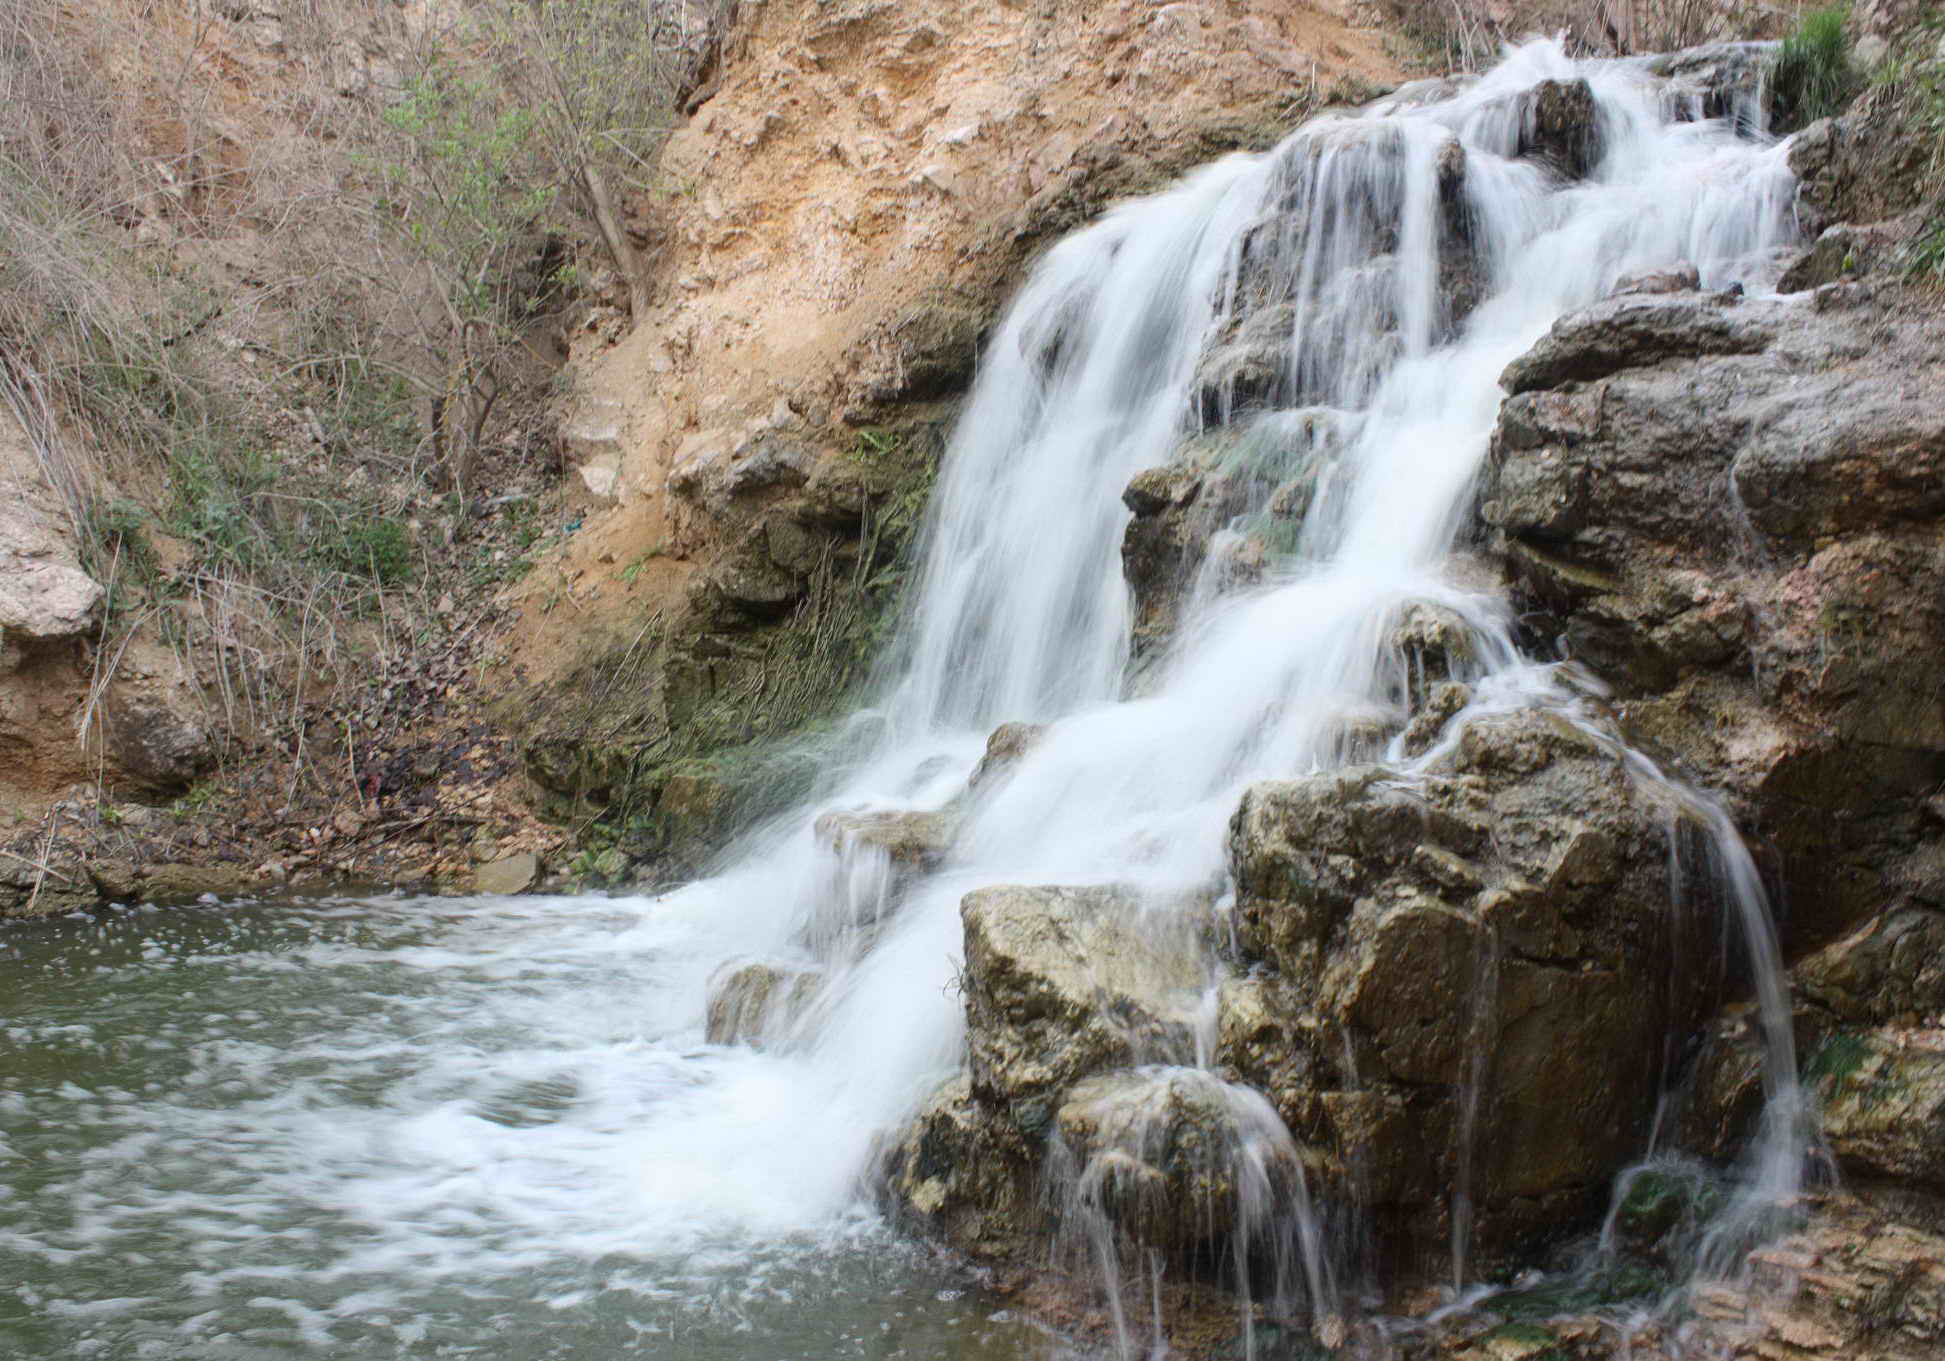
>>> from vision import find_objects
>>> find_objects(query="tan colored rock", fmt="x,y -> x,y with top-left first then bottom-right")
966,722 -> 1047,792
1796,910 -> 1945,1023
704,960 -> 823,1048
1806,1026 -> 1945,1186
473,851 -> 539,895
0,500 -> 101,642
813,807 -> 955,869
960,883 -> 1204,1135
1051,1068 -> 1308,1248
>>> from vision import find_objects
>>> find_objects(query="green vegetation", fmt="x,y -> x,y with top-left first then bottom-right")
1804,1029 -> 1872,1086
1883,7 -> 1945,282
1770,7 -> 1858,131
0,0 -> 729,799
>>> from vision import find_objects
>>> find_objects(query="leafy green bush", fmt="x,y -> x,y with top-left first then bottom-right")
1770,7 -> 1858,130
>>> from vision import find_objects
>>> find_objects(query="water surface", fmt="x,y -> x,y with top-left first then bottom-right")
0,895 -> 1055,1360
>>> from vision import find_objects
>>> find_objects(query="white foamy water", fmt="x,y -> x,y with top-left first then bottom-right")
1,38 -> 1811,1359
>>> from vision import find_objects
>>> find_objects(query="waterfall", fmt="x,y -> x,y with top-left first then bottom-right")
1,35 -> 1823,1361
622,35 -> 1813,1350
649,26 -> 1789,1236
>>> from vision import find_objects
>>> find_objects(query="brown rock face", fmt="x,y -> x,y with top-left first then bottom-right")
516,0 -> 1400,864
1222,710 -> 1722,1269
1482,282 -> 1945,954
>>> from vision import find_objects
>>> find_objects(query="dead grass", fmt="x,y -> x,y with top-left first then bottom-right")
0,0 -> 731,813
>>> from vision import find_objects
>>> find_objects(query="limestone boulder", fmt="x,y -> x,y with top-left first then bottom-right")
0,501 -> 102,642
1806,1028 -> 1945,1188
876,1075 -> 1039,1256
813,807 -> 956,871
1051,1067 -> 1308,1249
1796,909 -> 1945,1024
966,721 -> 1047,793
1223,709 -> 1715,1261
960,884 -> 1205,1139
704,960 -> 823,1048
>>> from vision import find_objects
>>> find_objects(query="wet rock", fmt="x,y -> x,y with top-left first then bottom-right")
1806,1028 -> 1945,1187
1499,292 -> 1775,395
1612,263 -> 1700,296
1484,284 -> 1945,952
1388,601 -> 1477,707
1796,910 -> 1945,1023
1122,464 -> 1204,519
1401,680 -> 1473,757
967,722 -> 1047,792
1646,42 -> 1775,125
960,884 -> 1204,1137
473,851 -> 539,895
1121,419 -> 1342,660
1224,709 -> 1714,1260
1051,1067 -> 1308,1248
704,960 -> 823,1047
1609,1164 -> 1723,1263
1521,79 -> 1601,179
813,807 -> 955,870
1192,302 -> 1294,423
878,1075 -> 1040,1254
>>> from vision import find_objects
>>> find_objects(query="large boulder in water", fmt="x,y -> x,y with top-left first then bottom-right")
1221,709 -> 1719,1269
1482,282 -> 1945,956
880,883 -> 1214,1254
961,884 -> 1206,1139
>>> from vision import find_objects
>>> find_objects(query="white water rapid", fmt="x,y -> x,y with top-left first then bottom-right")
1,37 -> 1819,1361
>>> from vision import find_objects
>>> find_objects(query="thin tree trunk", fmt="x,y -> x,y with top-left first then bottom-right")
578,161 -> 650,319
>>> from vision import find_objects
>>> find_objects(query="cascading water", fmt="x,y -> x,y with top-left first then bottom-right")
1,37 -> 1819,1361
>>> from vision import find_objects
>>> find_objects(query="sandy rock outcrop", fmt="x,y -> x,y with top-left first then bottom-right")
515,0 -> 1400,860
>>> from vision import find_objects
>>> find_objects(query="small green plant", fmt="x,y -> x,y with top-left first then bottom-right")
853,427 -> 899,461
617,542 -> 667,584
1770,7 -> 1858,130
323,519 -> 415,585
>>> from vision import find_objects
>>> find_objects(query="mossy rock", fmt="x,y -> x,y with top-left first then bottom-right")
519,412 -> 948,871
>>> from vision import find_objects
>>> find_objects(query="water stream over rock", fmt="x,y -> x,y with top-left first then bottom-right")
3,37 -> 1824,1360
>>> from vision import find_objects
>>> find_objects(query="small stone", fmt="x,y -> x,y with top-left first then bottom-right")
474,851 -> 539,895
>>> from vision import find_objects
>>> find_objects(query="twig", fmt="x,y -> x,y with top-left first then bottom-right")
1,844 -> 80,886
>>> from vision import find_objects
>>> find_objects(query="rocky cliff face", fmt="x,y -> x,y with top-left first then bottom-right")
513,0 -> 1401,862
